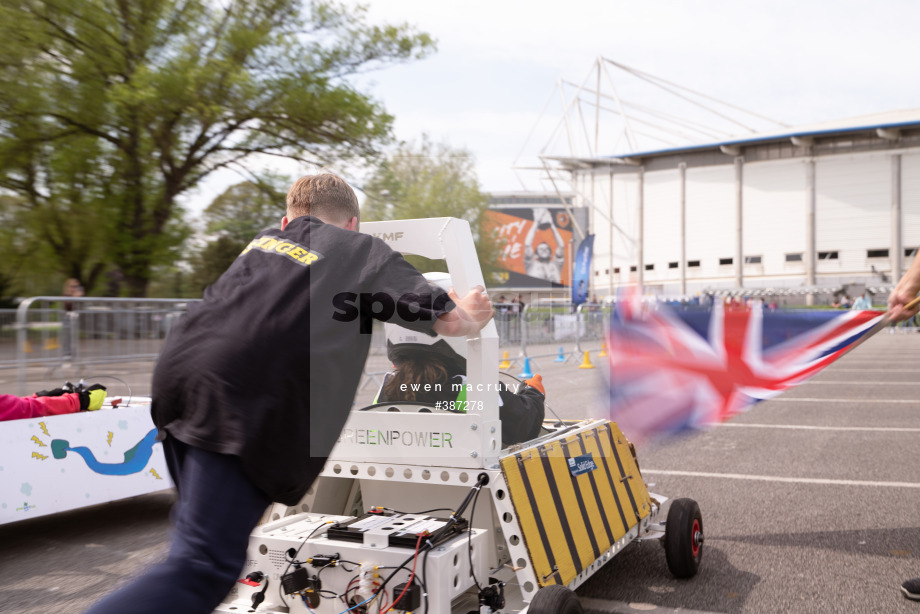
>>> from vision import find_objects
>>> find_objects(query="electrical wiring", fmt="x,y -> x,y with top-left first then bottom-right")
254,476 -> 489,613
277,520 -> 334,607
421,547 -> 432,614
382,533 -> 423,613
467,480 -> 484,592
380,506 -> 454,515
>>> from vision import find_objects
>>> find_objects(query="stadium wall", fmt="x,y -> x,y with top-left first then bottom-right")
569,126 -> 920,302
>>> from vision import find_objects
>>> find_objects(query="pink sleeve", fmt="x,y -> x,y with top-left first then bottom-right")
0,393 -> 81,421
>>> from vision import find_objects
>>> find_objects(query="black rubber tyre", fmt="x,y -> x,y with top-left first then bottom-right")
527,585 -> 584,614
664,497 -> 703,578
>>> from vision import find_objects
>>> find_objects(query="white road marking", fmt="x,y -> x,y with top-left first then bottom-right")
719,423 -> 920,432
641,469 -> 920,488
766,397 -> 917,403
825,368 -> 920,372
802,381 -> 920,385
580,598 -> 725,614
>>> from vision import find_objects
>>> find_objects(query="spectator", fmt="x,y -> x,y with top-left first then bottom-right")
61,278 -> 83,359
885,248 -> 920,602
516,293 -> 526,311
852,291 -> 872,310
0,384 -> 106,421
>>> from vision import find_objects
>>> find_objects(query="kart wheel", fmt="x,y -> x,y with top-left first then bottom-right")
664,498 -> 703,579
527,585 -> 583,613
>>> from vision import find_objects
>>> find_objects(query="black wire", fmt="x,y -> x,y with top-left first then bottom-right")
421,547 -> 432,614
375,548 -> 419,595
78,374 -> 134,404
467,483 -> 484,591
337,559 -> 361,571
383,507 -> 454,515
424,474 -> 488,547
277,521 -> 330,608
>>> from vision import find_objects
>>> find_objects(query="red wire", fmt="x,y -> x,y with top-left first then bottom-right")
383,533 -> 424,613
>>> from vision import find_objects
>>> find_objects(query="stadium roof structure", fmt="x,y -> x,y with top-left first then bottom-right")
547,107 -> 920,169
516,58 -> 920,182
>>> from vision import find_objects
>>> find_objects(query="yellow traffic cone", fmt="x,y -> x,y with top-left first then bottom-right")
598,342 -> 608,357
44,336 -> 60,351
578,350 -> 595,369
22,339 -> 33,354
499,351 -> 512,370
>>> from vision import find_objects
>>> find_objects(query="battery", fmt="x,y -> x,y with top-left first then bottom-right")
327,511 -> 469,549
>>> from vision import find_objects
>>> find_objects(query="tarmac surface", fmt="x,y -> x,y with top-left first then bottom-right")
2,332 -> 919,613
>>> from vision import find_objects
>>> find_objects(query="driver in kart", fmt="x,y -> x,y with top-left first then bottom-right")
375,273 -> 545,446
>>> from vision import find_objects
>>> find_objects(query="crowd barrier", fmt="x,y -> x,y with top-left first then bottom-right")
1,297 -> 618,398
2,297 -> 197,396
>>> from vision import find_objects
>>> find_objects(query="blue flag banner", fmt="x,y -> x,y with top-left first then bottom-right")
571,234 -> 594,305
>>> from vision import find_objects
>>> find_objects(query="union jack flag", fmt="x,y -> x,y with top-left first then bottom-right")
607,298 -> 885,442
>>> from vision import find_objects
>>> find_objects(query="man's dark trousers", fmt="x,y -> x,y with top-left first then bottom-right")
84,437 -> 271,614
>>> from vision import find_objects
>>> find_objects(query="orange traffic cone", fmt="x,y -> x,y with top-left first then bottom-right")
578,350 -> 595,369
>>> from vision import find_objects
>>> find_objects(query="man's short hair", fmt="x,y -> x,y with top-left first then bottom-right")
286,174 -> 360,229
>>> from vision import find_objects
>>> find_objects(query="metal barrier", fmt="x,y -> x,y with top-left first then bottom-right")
6,297 -> 197,396
4,297 -> 615,398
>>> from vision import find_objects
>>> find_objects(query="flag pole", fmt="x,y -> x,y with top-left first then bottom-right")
834,295 -> 920,360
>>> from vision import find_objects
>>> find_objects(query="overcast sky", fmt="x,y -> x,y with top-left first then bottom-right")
184,0 -> 920,213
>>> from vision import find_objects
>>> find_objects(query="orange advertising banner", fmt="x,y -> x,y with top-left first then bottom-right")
485,207 -> 574,288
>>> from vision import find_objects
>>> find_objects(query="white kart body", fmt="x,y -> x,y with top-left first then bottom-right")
213,218 -> 667,614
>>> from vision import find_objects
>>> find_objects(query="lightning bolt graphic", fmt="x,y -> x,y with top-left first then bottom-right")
106,431 -> 114,446
39,421 -> 50,436
149,468 -> 163,480
32,452 -> 48,460
31,435 -> 47,447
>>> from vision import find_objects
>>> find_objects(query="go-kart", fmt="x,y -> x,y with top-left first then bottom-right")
213,218 -> 702,614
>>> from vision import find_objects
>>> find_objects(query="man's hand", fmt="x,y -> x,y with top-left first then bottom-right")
432,285 -> 494,337
888,253 -> 920,322
888,284 -> 920,323
79,384 -> 107,411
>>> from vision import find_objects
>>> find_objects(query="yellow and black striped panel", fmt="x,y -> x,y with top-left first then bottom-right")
500,422 -> 652,588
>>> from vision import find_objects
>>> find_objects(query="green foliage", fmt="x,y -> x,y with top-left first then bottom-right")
187,175 -> 290,293
0,193 -> 60,296
0,271 -> 19,308
202,176 -> 289,242
0,0 -> 435,296
189,235 -> 249,295
362,136 -> 503,277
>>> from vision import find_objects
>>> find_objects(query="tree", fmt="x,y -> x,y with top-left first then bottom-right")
0,194 -> 60,297
362,136 -> 502,278
201,175 -> 290,245
188,174 -> 290,293
0,0 -> 435,296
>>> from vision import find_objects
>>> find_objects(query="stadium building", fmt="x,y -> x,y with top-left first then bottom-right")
524,59 -> 920,304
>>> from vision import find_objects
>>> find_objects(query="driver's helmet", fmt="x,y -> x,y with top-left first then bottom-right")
384,272 -> 466,371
